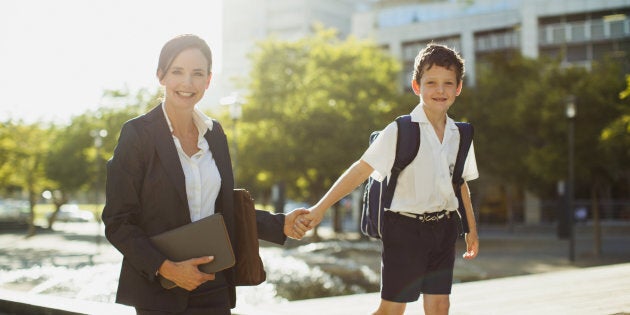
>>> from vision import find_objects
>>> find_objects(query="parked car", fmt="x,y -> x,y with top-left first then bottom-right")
50,204 -> 94,222
0,200 -> 30,225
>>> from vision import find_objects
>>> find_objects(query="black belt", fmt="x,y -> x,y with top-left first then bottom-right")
394,210 -> 454,223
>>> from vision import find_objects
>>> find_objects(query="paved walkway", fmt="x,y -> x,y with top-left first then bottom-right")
0,221 -> 629,314
1,263 -> 628,315
234,262 -> 630,315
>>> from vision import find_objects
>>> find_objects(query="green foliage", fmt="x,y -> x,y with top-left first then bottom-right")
0,88 -> 159,209
598,74 -> 630,181
455,53 -> 628,198
45,88 -> 159,198
239,27 -> 402,201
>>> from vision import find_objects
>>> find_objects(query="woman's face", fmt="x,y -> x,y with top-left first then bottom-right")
158,48 -> 212,110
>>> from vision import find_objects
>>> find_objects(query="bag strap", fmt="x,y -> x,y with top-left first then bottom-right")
453,122 -> 474,233
382,115 -> 420,209
453,122 -> 473,185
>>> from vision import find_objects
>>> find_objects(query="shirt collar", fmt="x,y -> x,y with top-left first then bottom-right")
410,104 -> 458,130
161,103 -> 214,135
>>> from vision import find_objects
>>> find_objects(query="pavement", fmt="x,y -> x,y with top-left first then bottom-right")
238,263 -> 630,315
0,220 -> 629,314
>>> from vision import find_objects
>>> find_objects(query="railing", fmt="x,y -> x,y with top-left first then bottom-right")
539,18 -> 630,46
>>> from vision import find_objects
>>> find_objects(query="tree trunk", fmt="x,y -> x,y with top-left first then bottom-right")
591,184 -> 601,257
47,192 -> 68,230
333,203 -> 342,233
26,191 -> 37,237
505,184 -> 514,232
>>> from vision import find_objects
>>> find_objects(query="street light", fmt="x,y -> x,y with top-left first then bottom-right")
565,95 -> 576,262
220,93 -> 243,185
90,129 -> 108,252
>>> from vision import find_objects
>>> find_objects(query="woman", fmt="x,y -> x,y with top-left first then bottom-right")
102,34 -> 309,315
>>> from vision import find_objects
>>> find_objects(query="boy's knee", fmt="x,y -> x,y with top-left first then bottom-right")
423,295 -> 450,315
373,299 -> 406,315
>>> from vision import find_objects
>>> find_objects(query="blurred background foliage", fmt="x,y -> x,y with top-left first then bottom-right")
1,28 -> 628,234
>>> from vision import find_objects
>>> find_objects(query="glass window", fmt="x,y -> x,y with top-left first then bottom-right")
566,45 -> 587,62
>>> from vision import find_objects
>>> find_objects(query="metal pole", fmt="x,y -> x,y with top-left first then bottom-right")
568,114 -> 575,262
232,118 -> 238,187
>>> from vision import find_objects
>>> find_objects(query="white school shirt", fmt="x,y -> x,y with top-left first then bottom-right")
361,104 -> 479,214
162,104 -> 222,222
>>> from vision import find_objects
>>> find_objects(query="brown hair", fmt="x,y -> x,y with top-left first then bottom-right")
412,43 -> 465,85
157,34 -> 212,80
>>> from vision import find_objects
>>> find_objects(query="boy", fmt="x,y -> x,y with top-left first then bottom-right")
300,44 -> 479,315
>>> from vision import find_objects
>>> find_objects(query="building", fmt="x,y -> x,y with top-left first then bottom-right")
352,0 -> 630,88
352,0 -> 630,225
216,0 -> 375,104
217,0 -> 630,224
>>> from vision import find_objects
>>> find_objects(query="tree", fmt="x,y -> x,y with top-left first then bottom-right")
0,120 -> 53,236
600,74 -> 630,199
239,27 -> 402,234
455,53 -> 629,222
44,87 -> 160,227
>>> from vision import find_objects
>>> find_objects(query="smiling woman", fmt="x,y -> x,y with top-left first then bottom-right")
101,34 -> 310,314
0,0 -> 223,124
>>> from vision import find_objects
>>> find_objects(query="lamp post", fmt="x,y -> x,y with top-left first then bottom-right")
565,95 -> 576,262
220,93 -> 243,186
90,129 -> 108,252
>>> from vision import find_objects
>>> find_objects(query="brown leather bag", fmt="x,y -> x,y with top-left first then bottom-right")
232,188 -> 266,285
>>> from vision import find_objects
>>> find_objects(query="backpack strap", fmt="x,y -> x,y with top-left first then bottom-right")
453,122 -> 474,234
382,115 -> 420,209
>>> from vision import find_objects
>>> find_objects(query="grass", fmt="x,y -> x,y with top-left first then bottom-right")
33,204 -> 104,222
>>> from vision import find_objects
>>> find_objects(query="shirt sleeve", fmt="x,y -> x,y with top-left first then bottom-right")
360,121 -> 397,182
462,141 -> 479,182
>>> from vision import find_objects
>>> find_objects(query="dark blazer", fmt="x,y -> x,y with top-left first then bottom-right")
102,104 -> 286,312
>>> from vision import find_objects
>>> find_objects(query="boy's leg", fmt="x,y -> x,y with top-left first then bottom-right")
423,294 -> 450,315
421,215 -> 458,315
372,299 -> 406,315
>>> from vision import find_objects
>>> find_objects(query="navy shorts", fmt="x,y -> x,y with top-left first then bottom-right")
380,210 -> 459,303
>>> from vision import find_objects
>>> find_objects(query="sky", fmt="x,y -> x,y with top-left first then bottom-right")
0,0 -> 223,124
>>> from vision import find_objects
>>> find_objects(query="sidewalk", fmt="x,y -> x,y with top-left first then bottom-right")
235,263 -> 630,315
0,221 -> 629,314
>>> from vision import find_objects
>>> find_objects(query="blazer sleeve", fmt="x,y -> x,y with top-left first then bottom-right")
102,122 -> 167,282
255,210 -> 287,245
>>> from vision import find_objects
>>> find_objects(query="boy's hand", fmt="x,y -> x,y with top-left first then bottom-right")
303,207 -> 325,229
463,231 -> 479,260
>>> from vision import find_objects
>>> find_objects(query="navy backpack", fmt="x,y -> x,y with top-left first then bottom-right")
360,115 -> 474,239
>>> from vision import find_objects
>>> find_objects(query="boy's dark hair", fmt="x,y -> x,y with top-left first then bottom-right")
157,34 -> 212,80
412,43 -> 465,85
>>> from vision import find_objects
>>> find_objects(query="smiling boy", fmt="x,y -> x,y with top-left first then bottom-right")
301,44 -> 479,315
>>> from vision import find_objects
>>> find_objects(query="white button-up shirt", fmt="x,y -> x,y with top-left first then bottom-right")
361,104 -> 478,214
162,104 -> 221,222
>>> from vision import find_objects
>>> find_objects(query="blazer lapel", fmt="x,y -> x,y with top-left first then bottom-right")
146,105 -> 189,213
204,121 -> 234,190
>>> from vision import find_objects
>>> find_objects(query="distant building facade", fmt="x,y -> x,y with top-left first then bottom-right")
352,0 -> 630,88
218,0 -> 375,102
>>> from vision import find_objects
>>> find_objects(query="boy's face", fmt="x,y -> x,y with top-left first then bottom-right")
412,64 -> 462,114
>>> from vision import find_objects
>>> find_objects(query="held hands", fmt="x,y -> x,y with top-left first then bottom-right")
463,231 -> 479,260
158,256 -> 216,291
284,208 -> 312,240
288,206 -> 325,236
302,207 -> 325,229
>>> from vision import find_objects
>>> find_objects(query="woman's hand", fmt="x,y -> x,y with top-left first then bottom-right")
284,208 -> 311,239
158,256 -> 216,291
